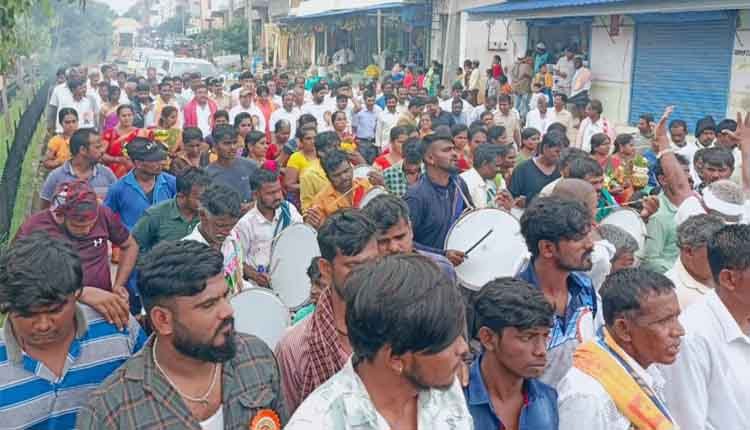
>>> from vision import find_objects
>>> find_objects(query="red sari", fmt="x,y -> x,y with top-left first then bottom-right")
102,127 -> 144,178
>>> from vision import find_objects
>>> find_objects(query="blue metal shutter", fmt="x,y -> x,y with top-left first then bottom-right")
629,13 -> 735,132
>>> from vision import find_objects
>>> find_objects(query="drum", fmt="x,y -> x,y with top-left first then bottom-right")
270,223 -> 320,309
600,208 -> 647,255
231,287 -> 290,350
353,165 -> 374,180
444,209 -> 529,291
357,186 -> 388,209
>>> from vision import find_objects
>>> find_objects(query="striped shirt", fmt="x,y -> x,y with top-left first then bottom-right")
0,304 -> 146,430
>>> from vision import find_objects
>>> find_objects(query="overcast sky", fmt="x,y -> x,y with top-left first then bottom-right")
98,0 -> 137,15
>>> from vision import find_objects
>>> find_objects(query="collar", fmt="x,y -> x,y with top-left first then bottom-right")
123,171 -> 169,194
246,205 -> 281,224
706,290 -> 750,344
166,198 -> 191,221
658,191 -> 678,213
519,258 -> 593,298
673,258 -> 712,296
466,352 -> 535,407
64,160 -> 100,178
4,304 -> 88,364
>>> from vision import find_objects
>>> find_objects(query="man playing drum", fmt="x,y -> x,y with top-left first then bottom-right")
275,210 -> 379,414
404,126 -> 474,267
304,150 -> 373,229
233,168 -> 303,288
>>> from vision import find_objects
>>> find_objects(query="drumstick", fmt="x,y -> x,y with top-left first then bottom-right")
331,186 -> 356,206
465,229 -> 493,256
600,197 -> 649,211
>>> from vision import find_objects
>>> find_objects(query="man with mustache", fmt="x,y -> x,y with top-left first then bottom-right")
77,240 -> 287,429
182,183 -> 246,295
465,277 -> 558,429
558,268 -> 684,430
404,126 -> 474,267
286,254 -> 473,429
233,168 -> 303,288
518,196 -> 601,388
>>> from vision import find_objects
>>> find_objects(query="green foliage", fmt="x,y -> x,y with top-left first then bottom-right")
190,21 -> 260,60
51,0 -> 116,65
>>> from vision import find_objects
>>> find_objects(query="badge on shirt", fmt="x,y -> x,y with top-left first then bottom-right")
249,409 -> 281,430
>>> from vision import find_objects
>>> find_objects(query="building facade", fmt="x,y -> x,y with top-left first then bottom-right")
462,0 -> 750,128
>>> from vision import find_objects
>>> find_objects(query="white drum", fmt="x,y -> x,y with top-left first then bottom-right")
600,208 -> 647,255
231,287 -> 290,350
353,165 -> 374,180
357,186 -> 388,209
444,209 -> 529,291
270,223 -> 320,309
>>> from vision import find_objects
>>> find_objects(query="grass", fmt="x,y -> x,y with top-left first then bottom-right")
8,118 -> 46,238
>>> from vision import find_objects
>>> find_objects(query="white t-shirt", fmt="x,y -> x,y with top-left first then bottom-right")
196,103 -> 212,137
199,407 -> 224,430
269,107 -> 301,137
56,95 -> 96,133
301,102 -> 333,131
229,104 -> 266,133
525,109 -> 555,135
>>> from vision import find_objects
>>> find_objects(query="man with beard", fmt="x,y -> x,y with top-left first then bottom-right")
286,254 -> 473,429
558,268 -> 684,430
404,126 -> 474,266
129,83 -> 154,128
517,196 -> 601,387
269,90 -> 301,137
361,193 -> 456,283
40,128 -> 117,208
275,210 -> 379,414
233,169 -> 303,288
1,232 -> 146,430
16,181 -> 137,329
182,183 -> 246,295
76,240 -> 287,429
465,277 -> 558,429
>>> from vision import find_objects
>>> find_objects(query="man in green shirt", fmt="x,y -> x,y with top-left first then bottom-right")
642,154 -> 691,273
132,167 -> 211,254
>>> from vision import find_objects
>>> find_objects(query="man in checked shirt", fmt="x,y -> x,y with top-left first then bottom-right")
77,240 -> 286,429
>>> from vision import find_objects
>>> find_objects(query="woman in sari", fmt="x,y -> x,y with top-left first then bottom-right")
99,85 -> 121,133
101,105 -> 148,178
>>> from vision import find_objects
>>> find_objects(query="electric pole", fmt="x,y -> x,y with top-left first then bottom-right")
247,0 -> 254,70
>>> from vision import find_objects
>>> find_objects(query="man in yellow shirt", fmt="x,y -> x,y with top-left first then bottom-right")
300,131 -> 340,211
304,149 -> 372,229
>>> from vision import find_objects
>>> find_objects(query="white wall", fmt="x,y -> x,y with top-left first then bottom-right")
460,14 -> 527,79
589,16 -> 635,126
729,10 -> 750,114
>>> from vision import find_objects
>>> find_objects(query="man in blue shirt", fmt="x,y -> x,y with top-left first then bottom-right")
352,90 -> 381,164
375,80 -> 395,110
105,137 -> 176,313
517,196 -> 602,388
0,232 -> 145,430
405,126 -> 474,267
465,277 -> 559,429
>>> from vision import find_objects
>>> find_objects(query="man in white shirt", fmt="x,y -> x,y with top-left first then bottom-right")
661,224 -> 750,430
375,94 -> 399,151
286,254 -> 473,429
232,169 -> 302,288
526,95 -> 554,135
469,94 -> 497,125
269,90 -> 301,138
558,267 -> 684,430
302,83 -> 333,131
550,93 -> 576,144
494,94 -> 522,146
56,79 -> 96,132
229,88 -> 264,131
676,179 -> 745,226
576,99 -> 614,152
554,47 -> 576,96
666,214 -> 724,310
230,71 -> 255,107
439,82 -> 472,114
460,144 -> 503,209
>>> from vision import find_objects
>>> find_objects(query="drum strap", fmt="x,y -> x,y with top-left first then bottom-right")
451,177 -> 475,223
273,201 -> 292,238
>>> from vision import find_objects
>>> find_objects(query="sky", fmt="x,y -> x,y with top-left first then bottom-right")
98,0 -> 137,15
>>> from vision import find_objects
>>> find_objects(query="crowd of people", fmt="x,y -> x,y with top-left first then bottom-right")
1,56 -> 749,430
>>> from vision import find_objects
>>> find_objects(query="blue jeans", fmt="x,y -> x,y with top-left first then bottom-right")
515,92 -> 531,120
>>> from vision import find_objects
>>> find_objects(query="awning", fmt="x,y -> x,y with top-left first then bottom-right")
287,0 -> 422,20
467,0 -> 629,18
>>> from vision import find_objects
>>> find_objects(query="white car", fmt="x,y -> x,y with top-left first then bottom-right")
161,57 -> 219,80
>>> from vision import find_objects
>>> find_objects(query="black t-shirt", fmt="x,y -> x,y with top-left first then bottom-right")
508,158 -> 560,202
